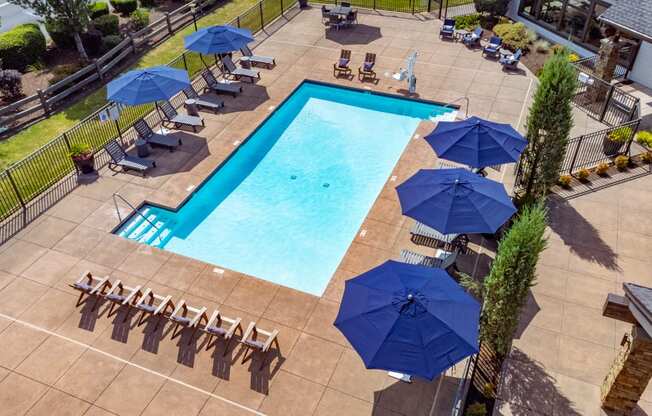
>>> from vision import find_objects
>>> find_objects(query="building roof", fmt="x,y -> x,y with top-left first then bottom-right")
598,0 -> 652,42
624,283 -> 652,336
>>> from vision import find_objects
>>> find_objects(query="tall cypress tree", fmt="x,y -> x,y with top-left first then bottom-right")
520,52 -> 578,202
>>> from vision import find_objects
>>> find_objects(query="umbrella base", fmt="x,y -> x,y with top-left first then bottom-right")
388,371 -> 412,383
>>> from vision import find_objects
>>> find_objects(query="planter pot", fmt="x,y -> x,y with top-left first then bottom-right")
298,0 -> 308,8
602,137 -> 624,156
72,154 -> 95,174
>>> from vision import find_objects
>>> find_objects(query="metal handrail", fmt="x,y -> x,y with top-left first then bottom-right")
112,193 -> 159,231
442,96 -> 469,119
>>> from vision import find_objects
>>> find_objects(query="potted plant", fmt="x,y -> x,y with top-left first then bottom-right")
576,168 -> 590,182
298,0 -> 308,8
595,162 -> 609,176
558,174 -> 572,188
641,151 -> 652,164
69,143 -> 95,174
466,402 -> 487,416
615,155 -> 629,171
603,126 -> 632,156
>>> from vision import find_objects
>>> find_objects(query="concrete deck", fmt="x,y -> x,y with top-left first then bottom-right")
0,7 -> 540,416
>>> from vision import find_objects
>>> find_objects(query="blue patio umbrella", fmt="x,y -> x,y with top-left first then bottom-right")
424,116 -> 527,168
107,66 -> 190,106
396,168 -> 516,234
334,260 -> 480,381
184,25 -> 254,55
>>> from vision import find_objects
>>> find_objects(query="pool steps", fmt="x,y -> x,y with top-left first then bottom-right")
118,207 -> 176,247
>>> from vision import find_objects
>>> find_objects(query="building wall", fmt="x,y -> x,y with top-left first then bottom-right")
629,41 -> 652,88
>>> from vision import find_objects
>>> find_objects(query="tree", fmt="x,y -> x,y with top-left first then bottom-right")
479,202 -> 548,357
474,0 -> 509,17
10,0 -> 91,61
519,52 -> 578,203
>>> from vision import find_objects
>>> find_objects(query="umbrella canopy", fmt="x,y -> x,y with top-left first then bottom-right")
396,168 -> 516,234
184,25 -> 254,55
107,66 -> 190,106
425,116 -> 527,168
334,260 -> 480,380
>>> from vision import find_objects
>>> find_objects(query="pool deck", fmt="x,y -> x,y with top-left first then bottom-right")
0,7 -> 541,416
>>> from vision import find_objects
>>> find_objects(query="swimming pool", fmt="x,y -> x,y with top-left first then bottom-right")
117,81 -> 455,295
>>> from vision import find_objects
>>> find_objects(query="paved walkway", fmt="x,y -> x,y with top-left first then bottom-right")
0,7 -> 540,416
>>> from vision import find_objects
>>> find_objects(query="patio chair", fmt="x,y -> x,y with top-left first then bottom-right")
182,86 -> 224,114
104,280 -> 143,322
159,100 -> 204,133
133,288 -> 175,330
240,44 -> 276,69
328,13 -> 344,31
482,36 -> 502,58
463,27 -> 483,46
358,52 -> 377,82
345,10 -> 358,27
400,248 -> 459,271
200,310 -> 243,354
321,5 -> 331,24
410,221 -> 469,253
70,271 -> 111,310
105,139 -> 156,176
436,159 -> 487,177
333,49 -> 352,78
439,18 -> 455,39
240,321 -> 280,370
500,49 -> 522,70
133,118 -> 181,151
169,299 -> 208,345
222,55 -> 260,83
201,69 -> 243,97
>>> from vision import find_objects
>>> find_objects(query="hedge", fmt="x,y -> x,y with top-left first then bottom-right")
92,14 -> 120,36
130,8 -> 150,31
45,20 -> 76,50
0,24 -> 46,71
90,1 -> 110,19
110,0 -> 138,15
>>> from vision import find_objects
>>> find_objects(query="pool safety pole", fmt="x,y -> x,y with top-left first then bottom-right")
406,51 -> 417,94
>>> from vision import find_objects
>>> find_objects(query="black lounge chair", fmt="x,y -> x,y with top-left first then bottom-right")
358,52 -> 377,82
182,86 -> 224,113
105,139 -> 155,176
133,119 -> 181,151
400,249 -> 459,271
201,69 -> 243,97
334,49 -> 352,78
159,100 -> 204,132
222,55 -> 260,83
240,44 -> 275,69
410,221 -> 469,253
439,18 -> 455,39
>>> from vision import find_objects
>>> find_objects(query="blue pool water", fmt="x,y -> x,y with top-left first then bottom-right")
117,81 -> 454,295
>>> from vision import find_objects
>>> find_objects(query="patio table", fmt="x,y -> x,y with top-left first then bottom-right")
330,6 -> 352,15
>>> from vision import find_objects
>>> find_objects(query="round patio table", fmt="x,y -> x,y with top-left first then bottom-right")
184,99 -> 199,117
135,139 -> 150,158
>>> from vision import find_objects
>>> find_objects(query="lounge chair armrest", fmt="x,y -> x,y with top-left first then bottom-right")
189,307 -> 208,327
90,276 -> 111,294
170,299 -> 186,318
153,295 -> 173,315
104,280 -> 123,297
262,329 -> 279,352
205,310 -> 220,330
134,288 -> 152,306
241,321 -> 256,343
123,285 -> 142,305
225,317 -> 242,339
75,270 -> 93,285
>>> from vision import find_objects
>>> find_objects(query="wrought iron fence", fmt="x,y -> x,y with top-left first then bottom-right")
310,0 -> 475,17
0,0 -> 298,245
573,55 -> 628,81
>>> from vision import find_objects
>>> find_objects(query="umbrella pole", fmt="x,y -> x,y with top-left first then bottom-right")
154,102 -> 164,132
428,374 -> 444,416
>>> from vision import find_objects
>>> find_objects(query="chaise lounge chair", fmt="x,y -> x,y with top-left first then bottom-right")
200,310 -> 243,354
70,271 -> 112,310
240,44 -> 276,69
222,55 -> 260,83
104,280 -> 143,322
183,86 -> 224,114
169,299 -> 208,345
105,139 -> 156,176
400,248 -> 459,271
436,159 -> 487,177
482,36 -> 502,58
439,18 -> 455,39
134,119 -> 181,151
334,49 -> 352,78
241,321 -> 279,370
201,69 -> 243,97
160,100 -> 204,132
358,52 -> 377,83
410,221 -> 469,253
500,49 -> 522,70
133,288 -> 175,330
463,27 -> 483,46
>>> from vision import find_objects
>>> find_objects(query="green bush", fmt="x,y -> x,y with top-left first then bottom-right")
82,29 -> 104,56
474,0 -> 508,17
110,0 -> 138,15
0,24 -> 47,71
551,44 -> 568,55
0,69 -> 23,99
608,126 -> 633,143
90,1 -> 110,19
102,35 -> 122,52
92,14 -> 120,36
130,8 -> 150,31
636,131 -> 652,148
466,403 -> 487,416
533,39 -> 550,53
454,13 -> 481,30
493,22 -> 531,51
45,20 -> 75,49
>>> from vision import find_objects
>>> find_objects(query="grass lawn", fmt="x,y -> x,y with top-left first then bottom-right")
0,0 -> 262,169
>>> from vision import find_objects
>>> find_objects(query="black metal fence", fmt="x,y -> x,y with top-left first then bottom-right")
0,0 -> 299,245
311,0 -> 474,17
573,55 -> 628,81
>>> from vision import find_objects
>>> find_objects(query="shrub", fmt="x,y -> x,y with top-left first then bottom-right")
466,403 -> 487,416
493,22 -> 531,51
636,131 -> 652,148
82,29 -> 104,56
533,39 -> 550,53
130,8 -> 150,31
473,0 -> 508,17
68,142 -> 92,158
551,44 -> 568,55
454,13 -> 481,30
45,19 -> 75,50
48,63 -> 83,85
568,53 -> 580,62
102,35 -> 122,52
576,168 -> 589,181
615,155 -> 629,170
140,0 -> 157,7
641,152 -> 652,163
90,1 -> 110,19
608,126 -> 633,143
558,175 -> 572,187
0,69 -> 22,99
0,24 -> 46,71
110,0 -> 138,15
596,162 -> 609,176
92,14 -> 119,36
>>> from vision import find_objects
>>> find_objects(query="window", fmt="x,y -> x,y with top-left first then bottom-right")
539,0 -> 564,28
520,0 -> 539,17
